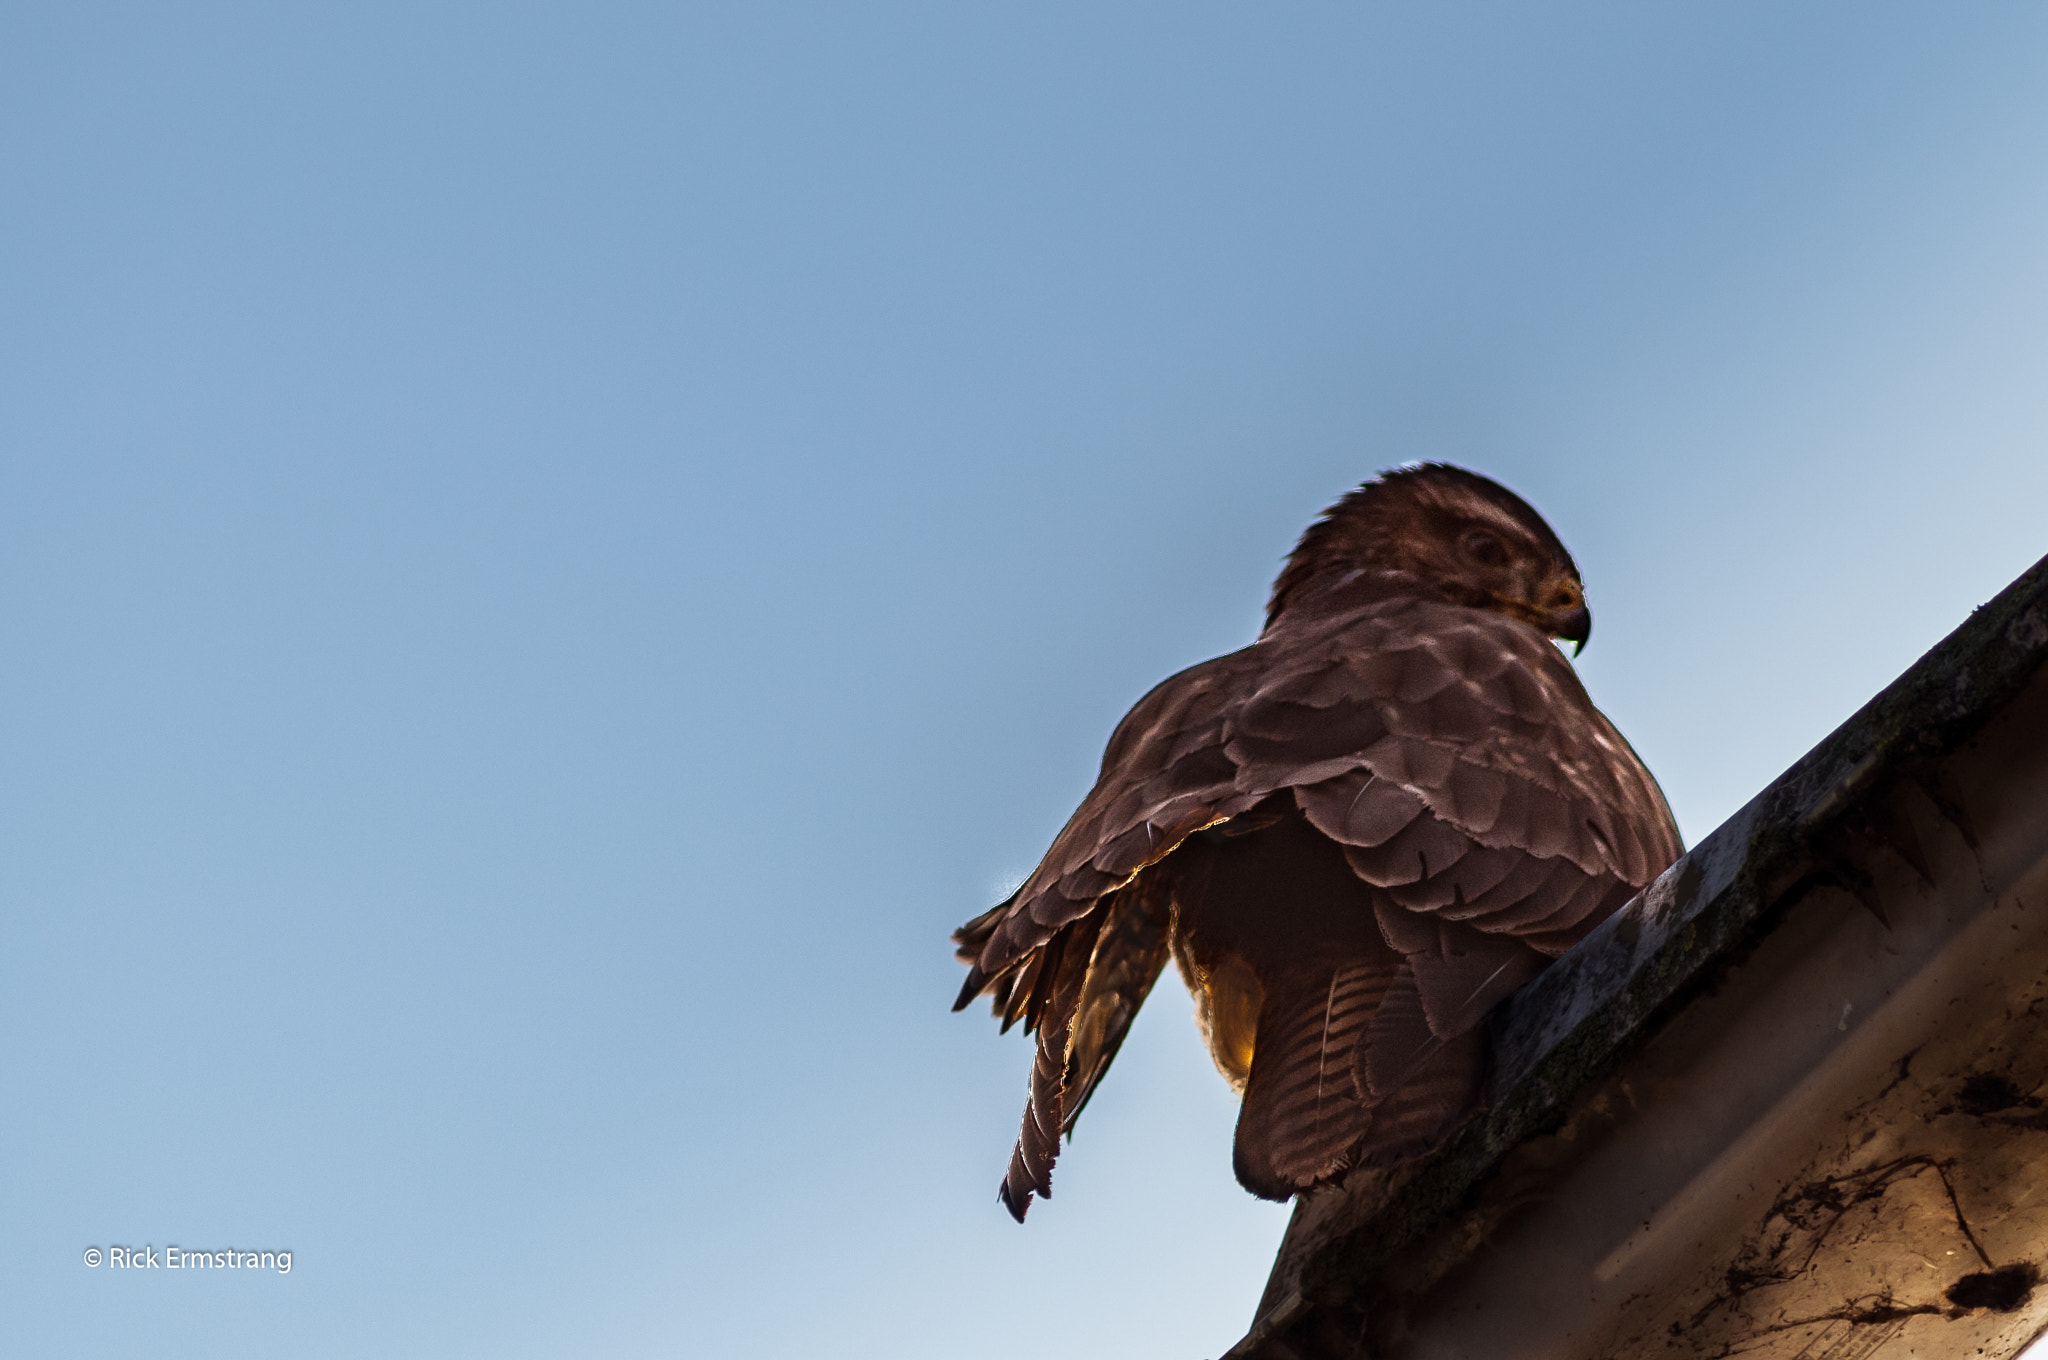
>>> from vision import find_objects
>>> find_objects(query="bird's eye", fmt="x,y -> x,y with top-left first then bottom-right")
1461,530 -> 1508,567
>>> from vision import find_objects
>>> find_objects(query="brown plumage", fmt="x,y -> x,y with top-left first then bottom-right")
952,464 -> 1682,1220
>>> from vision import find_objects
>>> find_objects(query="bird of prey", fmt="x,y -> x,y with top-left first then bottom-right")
951,464 -> 1682,1221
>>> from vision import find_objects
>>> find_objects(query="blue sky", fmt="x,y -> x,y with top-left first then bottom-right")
4,6 -> 2047,1357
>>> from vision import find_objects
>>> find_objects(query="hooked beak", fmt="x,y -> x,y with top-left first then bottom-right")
1555,605 -> 1592,657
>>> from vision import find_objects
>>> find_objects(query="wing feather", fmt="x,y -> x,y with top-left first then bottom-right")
998,910 -> 1104,1220
1060,878 -> 1174,1132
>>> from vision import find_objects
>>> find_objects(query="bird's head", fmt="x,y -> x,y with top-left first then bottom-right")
1265,463 -> 1592,652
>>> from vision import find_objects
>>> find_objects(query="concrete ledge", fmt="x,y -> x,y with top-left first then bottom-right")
1228,552 -> 2048,1360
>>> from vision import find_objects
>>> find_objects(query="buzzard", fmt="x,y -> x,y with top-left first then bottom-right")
952,464 -> 1682,1220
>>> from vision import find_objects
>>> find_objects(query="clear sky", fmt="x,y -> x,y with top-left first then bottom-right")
5,5 -> 2047,1358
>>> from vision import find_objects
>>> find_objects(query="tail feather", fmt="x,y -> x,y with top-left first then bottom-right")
1232,960 -> 1396,1200
1351,963 -> 1488,1161
1355,1028 -> 1486,1164
1356,964 -> 1435,1101
1232,956 -> 1491,1198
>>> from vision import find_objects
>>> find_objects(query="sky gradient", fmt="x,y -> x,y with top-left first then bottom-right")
5,6 -> 2048,1357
